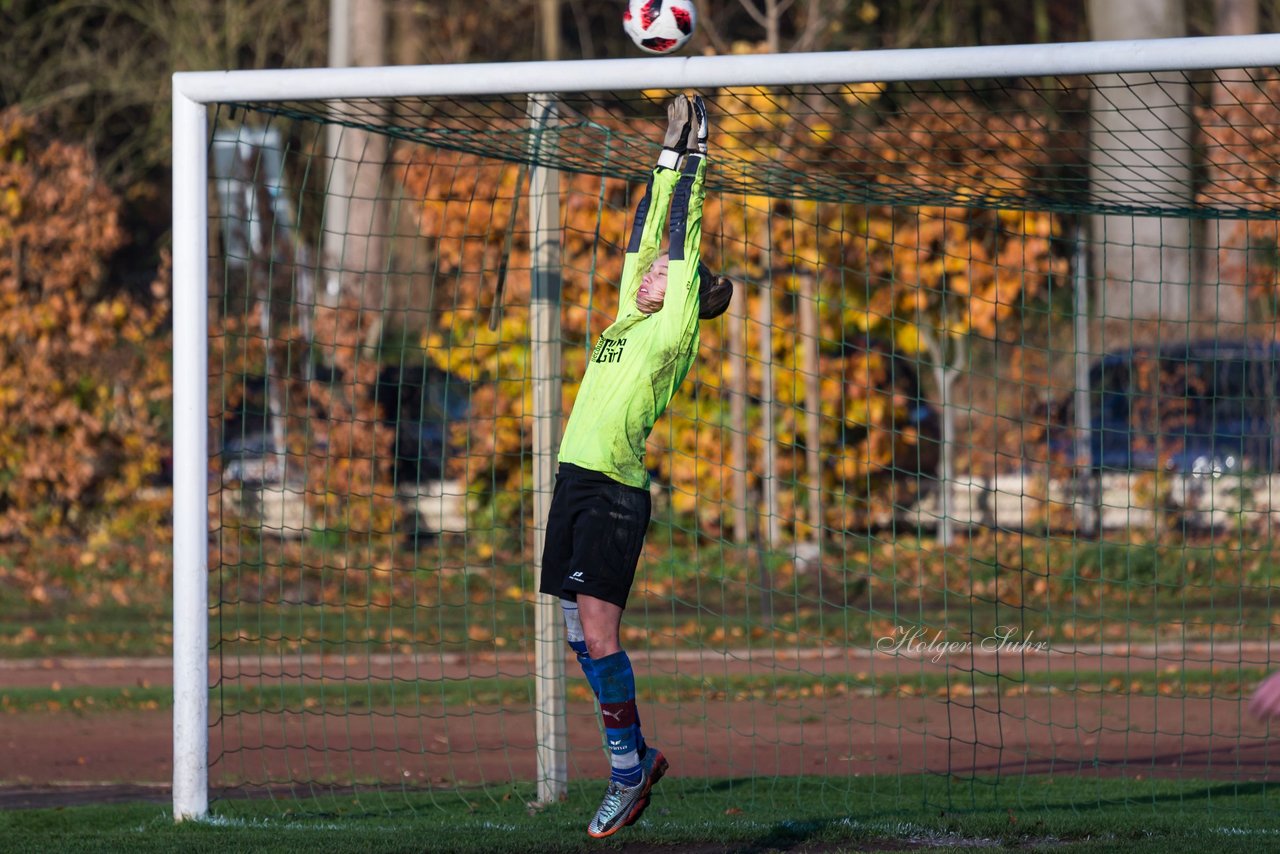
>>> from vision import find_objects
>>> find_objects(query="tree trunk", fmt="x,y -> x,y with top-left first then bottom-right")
738,0 -> 784,52
390,0 -> 423,65
1201,0 -> 1258,325
382,3 -> 433,320
729,289 -> 749,543
1087,0 -> 1193,323
793,0 -> 830,52
756,270 -> 780,547
763,0 -> 782,52
540,0 -> 561,60
1215,0 -> 1258,35
799,274 -> 821,539
1072,237 -> 1099,535
924,333 -> 960,547
940,366 -> 957,547
324,0 -> 388,309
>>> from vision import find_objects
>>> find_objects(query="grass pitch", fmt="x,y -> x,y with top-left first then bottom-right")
3,775 -> 1279,853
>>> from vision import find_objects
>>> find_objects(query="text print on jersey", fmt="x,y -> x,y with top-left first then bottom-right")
592,337 -> 628,364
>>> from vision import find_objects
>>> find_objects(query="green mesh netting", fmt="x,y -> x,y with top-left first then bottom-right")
205,69 -> 1280,820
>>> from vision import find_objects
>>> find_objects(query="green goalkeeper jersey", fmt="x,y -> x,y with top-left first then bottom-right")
558,156 -> 707,489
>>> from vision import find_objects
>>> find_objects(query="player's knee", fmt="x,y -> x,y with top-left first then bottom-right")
584,634 -> 621,660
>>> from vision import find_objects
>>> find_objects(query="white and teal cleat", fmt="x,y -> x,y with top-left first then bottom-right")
586,748 -> 668,838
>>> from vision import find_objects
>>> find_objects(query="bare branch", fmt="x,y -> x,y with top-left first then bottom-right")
894,0 -> 944,49
566,0 -> 595,59
793,0 -> 832,52
695,0 -> 731,53
738,0 -> 769,29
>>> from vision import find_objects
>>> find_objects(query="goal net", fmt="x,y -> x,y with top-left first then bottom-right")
174,36 -> 1280,820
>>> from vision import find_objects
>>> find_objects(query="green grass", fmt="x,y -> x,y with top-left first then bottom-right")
2,775 -> 1279,853
5,592 -> 1275,661
2,665 -> 1266,715
6,529 -> 1280,660
0,603 -> 172,657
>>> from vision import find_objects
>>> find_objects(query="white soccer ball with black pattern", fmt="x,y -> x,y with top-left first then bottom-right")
623,0 -> 697,56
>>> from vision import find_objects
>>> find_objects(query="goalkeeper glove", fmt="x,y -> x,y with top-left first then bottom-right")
658,96 -> 691,170
687,94 -> 709,158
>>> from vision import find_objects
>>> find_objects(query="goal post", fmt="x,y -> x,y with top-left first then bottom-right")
171,86 -> 209,822
527,92 -> 567,806
173,32 -> 1280,822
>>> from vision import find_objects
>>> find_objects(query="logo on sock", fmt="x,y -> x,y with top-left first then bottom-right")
600,700 -> 638,728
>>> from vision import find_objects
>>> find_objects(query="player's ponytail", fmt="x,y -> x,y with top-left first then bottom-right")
696,262 -> 733,320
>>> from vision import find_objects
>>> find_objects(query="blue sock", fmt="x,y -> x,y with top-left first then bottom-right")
561,601 -> 603,697
561,601 -> 647,771
594,650 -> 646,786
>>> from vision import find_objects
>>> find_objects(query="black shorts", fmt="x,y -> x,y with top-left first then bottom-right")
538,463 -> 652,609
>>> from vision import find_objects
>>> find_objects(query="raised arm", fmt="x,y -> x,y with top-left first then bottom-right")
656,95 -> 709,326
619,98 -> 693,307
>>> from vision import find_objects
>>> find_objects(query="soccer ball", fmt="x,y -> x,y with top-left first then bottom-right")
623,0 -> 697,56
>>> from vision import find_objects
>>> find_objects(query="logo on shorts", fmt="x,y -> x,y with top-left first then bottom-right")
568,571 -> 585,583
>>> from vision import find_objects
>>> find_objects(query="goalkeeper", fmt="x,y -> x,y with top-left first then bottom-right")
538,93 -> 732,839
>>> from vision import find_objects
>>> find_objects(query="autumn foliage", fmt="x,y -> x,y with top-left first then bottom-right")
1198,75 -> 1280,306
210,296 -> 399,543
0,108 -> 170,539
396,87 -> 1066,537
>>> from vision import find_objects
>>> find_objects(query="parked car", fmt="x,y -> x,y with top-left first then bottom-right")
838,338 -> 940,476
219,374 -> 281,485
218,364 -> 472,536
221,365 -> 471,481
1047,340 -> 1280,474
374,364 -> 472,486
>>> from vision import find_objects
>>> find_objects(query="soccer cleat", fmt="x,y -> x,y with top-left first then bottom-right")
585,748 -> 668,838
